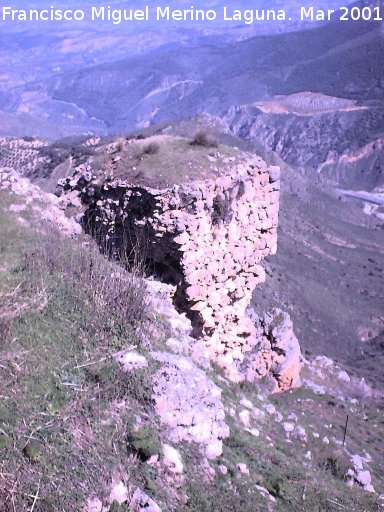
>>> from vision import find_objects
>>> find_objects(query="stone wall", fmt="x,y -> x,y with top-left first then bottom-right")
59,149 -> 295,386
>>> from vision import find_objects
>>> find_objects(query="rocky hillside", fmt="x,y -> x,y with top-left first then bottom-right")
223,98 -> 384,191
0,134 -> 302,394
1,125 -> 383,385
55,134 -> 301,390
0,154 -> 383,511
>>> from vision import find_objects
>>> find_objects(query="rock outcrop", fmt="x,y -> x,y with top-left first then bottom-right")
244,308 -> 303,392
151,350 -> 229,460
0,168 -> 82,236
116,279 -> 230,459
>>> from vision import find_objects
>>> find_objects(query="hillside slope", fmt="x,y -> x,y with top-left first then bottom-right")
0,167 -> 383,511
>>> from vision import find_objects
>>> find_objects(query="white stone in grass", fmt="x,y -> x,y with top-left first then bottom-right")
283,422 -> 295,434
130,488 -> 162,512
219,464 -> 228,475
237,463 -> 249,475
356,470 -> 371,487
338,370 -> 351,382
252,408 -> 266,420
205,439 -> 223,460
274,411 -> 283,423
265,404 -> 276,415
9,203 -> 26,212
239,409 -> 251,427
255,485 -> 276,503
246,428 -> 260,438
109,481 -> 129,505
163,444 -> 184,474
351,454 -> 364,471
84,496 -> 106,512
240,397 -> 253,409
293,426 -> 307,442
115,350 -> 148,371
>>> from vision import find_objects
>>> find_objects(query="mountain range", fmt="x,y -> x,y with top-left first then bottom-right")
2,1 -> 379,135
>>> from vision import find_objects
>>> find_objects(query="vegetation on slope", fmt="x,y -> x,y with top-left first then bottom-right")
0,190 -> 155,510
0,188 -> 382,511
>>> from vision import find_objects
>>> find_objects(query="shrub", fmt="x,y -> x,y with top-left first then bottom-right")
116,139 -> 125,153
190,130 -> 218,148
317,447 -> 350,480
22,440 -> 44,464
127,425 -> 162,461
70,145 -> 95,161
264,474 -> 289,499
85,362 -> 155,408
141,141 -> 160,156
109,502 -> 129,512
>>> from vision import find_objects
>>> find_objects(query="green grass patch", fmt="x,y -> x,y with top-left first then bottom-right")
90,135 -> 240,189
0,190 -> 157,510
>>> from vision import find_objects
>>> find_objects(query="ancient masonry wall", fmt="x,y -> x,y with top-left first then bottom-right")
63,154 -> 281,382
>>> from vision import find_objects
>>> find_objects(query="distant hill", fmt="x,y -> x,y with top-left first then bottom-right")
223,100 -> 384,190
47,14 -> 383,132
1,3 -> 382,137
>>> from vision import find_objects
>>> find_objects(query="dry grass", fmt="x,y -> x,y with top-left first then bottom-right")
0,319 -> 11,348
0,280 -> 47,321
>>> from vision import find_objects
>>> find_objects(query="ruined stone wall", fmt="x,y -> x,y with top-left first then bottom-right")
60,153 -> 282,383
148,156 -> 280,381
